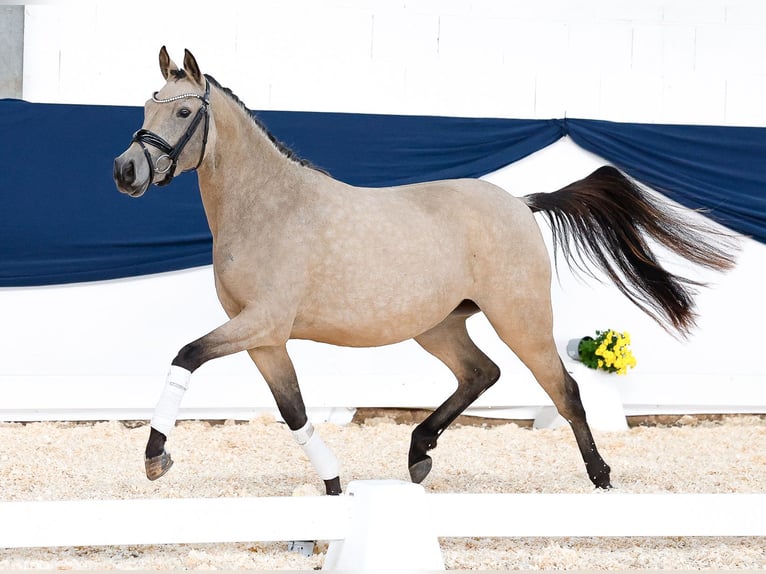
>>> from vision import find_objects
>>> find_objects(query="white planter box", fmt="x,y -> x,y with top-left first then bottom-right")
534,362 -> 629,431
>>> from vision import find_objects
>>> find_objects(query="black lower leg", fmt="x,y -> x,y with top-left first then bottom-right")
409,363 -> 500,483
171,339 -> 207,372
562,369 -> 612,489
145,427 -> 167,458
570,418 -> 612,489
408,421 -> 438,483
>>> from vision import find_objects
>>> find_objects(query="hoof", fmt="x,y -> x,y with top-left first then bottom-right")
594,477 -> 613,490
408,455 -> 432,484
590,467 -> 612,490
145,450 -> 173,481
324,477 -> 342,496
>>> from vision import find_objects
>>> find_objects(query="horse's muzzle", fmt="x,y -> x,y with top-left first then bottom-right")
114,153 -> 150,197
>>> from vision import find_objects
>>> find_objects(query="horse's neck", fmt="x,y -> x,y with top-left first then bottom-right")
196,89 -> 304,236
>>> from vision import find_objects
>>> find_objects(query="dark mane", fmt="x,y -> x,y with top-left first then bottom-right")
204,74 -> 327,174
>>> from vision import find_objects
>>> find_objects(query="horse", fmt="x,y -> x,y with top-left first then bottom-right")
113,47 -> 737,495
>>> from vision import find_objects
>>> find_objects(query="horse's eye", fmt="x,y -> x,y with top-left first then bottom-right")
177,107 -> 192,118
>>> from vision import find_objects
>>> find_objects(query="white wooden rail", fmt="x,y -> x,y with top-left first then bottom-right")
1,481 -> 765,571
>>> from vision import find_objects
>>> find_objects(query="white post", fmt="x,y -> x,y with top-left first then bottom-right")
323,479 -> 445,571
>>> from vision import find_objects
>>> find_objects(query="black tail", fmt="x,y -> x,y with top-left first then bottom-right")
523,166 -> 738,337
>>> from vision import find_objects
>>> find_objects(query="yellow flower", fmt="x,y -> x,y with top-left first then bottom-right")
581,328 -> 637,375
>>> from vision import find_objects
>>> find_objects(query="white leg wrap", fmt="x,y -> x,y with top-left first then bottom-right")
291,421 -> 339,481
150,365 -> 191,437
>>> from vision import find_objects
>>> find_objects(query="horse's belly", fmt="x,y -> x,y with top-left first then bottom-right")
291,314 -> 449,347
292,282 -> 467,347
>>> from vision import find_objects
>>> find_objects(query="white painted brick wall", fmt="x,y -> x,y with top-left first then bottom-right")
21,0 -> 766,126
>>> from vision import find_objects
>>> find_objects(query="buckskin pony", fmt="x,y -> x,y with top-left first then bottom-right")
114,48 -> 736,495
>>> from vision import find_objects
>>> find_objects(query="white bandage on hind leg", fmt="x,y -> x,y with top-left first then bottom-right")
291,421 -> 339,481
150,365 -> 191,437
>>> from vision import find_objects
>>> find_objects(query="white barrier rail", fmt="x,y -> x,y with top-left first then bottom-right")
1,481 -> 765,571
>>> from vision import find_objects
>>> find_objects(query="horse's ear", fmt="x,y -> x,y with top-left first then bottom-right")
183,49 -> 203,85
159,46 -> 179,81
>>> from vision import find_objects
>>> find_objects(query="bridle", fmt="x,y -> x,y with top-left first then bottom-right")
132,79 -> 211,186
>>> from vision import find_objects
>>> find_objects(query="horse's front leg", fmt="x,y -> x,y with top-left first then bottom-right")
144,309 -> 290,481
248,346 -> 341,495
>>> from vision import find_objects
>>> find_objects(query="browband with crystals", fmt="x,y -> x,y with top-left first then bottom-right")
152,91 -> 206,104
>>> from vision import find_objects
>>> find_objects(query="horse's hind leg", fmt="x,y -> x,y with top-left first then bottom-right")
409,312 -> 501,483
558,364 -> 612,488
486,307 -> 612,489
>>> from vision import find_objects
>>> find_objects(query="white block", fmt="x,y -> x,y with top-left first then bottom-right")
559,70 -> 602,119
661,24 -> 697,74
662,74 -> 726,124
371,10 -> 439,62
696,24 -> 766,76
725,0 -> 766,25
21,6 -> 63,103
663,0 -> 725,23
630,24 -> 663,74
534,73 -> 568,118
583,0 -> 663,22
725,75 -> 766,127
567,22 -> 633,73
437,14 -> 506,66
600,72 -> 663,123
504,21 -> 570,75
323,480 -> 444,571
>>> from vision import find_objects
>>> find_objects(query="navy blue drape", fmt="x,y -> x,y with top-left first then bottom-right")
564,119 -> 766,244
0,100 -> 210,286
1,99 -> 763,286
258,111 -> 564,186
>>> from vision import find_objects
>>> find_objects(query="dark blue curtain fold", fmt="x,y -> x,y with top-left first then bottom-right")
565,119 -> 766,242
258,112 -> 564,186
0,100 -> 211,286
0,98 -> 763,286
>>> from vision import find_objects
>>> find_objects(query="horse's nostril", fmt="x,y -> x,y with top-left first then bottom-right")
124,161 -> 135,182
115,158 -> 135,184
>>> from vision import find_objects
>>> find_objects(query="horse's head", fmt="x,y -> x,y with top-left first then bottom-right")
113,47 -> 211,197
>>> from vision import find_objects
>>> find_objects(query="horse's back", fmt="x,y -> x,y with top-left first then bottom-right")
379,177 -> 551,282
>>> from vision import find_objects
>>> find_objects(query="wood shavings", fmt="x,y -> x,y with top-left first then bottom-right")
0,415 -> 764,569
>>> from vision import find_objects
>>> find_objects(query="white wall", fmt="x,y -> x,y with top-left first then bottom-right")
5,0 -> 764,419
22,0 -> 766,125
